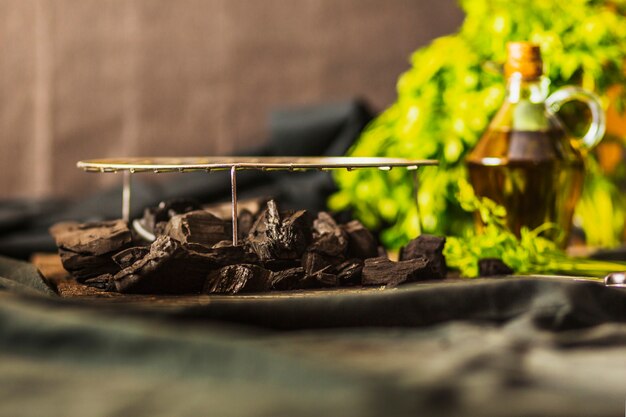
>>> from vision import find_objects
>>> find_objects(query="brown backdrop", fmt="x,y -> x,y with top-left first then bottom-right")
0,0 -> 462,199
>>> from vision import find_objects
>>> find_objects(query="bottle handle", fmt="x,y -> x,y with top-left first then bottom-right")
545,86 -> 606,152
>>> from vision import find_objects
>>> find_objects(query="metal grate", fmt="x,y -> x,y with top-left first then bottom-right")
77,156 -> 438,245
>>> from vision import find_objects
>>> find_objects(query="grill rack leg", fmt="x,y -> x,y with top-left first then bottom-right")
230,166 -> 238,246
122,170 -> 131,223
117,164 -> 420,245
412,169 -> 422,237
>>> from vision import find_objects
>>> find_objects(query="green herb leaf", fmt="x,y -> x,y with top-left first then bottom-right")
442,181 -> 626,278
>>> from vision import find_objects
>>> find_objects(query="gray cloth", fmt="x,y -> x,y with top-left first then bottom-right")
0,255 -> 625,417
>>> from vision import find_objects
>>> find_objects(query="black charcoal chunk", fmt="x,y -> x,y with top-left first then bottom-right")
262,259 -> 303,272
312,272 -> 339,287
302,251 -> 336,277
186,241 -> 259,266
142,199 -> 201,235
399,235 -> 447,279
247,202 -> 280,261
203,264 -> 272,294
478,258 -> 513,277
270,267 -> 305,291
309,212 -> 348,257
335,259 -> 363,285
278,209 -> 314,257
400,235 -> 446,257
247,200 -> 313,261
85,274 -> 115,291
362,256 -> 431,287
110,236 -> 221,294
165,210 -> 230,248
237,209 -> 256,240
50,220 -> 132,256
55,251 -> 120,282
112,246 -> 150,269
50,220 -> 132,281
342,220 -> 379,259
297,272 -> 338,289
109,235 -> 261,294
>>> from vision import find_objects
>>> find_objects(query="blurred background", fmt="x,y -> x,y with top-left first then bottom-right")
0,0 -> 463,199
3,0 -> 626,258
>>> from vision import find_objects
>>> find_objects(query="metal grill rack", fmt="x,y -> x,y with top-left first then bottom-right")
77,156 -> 438,246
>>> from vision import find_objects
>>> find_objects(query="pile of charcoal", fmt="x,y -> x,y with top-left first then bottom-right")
49,199 -> 447,295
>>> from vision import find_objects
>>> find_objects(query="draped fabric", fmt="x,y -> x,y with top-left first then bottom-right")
0,100 -> 374,258
0,255 -> 625,416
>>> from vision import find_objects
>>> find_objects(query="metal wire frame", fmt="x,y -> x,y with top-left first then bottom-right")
77,157 -> 438,246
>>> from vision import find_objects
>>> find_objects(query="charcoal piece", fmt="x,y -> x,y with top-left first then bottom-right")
302,251 -> 336,276
252,200 -> 280,236
262,259 -> 302,272
335,259 -> 363,285
203,264 -> 272,294
85,274 -> 115,291
142,198 -> 201,235
56,249 -> 120,281
313,272 -> 339,287
110,236 -> 240,294
153,221 -> 169,236
300,251 -> 342,289
50,220 -> 132,256
211,240 -> 233,249
108,235 -> 263,294
208,244 -> 259,266
295,274 -> 319,289
270,267 -> 305,290
50,220 -> 132,281
110,236 -> 201,294
309,212 -> 347,257
293,274 -> 319,289
312,211 -> 338,236
278,209 -> 314,257
237,209 -> 256,240
271,252 -> 341,289
112,246 -> 150,269
342,220 -> 378,259
247,200 -> 313,261
361,256 -> 430,287
399,235 -> 447,279
309,233 -> 346,257
165,210 -> 230,248
400,235 -> 446,258
478,258 -> 513,277
247,202 -> 280,261
186,242 -> 259,266
297,272 -> 339,289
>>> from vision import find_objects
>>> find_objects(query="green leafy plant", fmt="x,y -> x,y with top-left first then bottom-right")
331,0 -> 626,248
444,180 -> 626,277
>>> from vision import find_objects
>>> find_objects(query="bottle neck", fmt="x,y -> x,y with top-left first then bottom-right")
506,73 -> 549,104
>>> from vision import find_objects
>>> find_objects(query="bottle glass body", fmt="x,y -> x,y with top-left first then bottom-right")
466,75 -> 584,246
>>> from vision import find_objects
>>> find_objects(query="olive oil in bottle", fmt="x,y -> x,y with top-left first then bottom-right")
466,42 -> 604,246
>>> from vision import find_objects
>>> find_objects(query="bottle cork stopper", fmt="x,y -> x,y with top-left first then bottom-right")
505,42 -> 543,80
